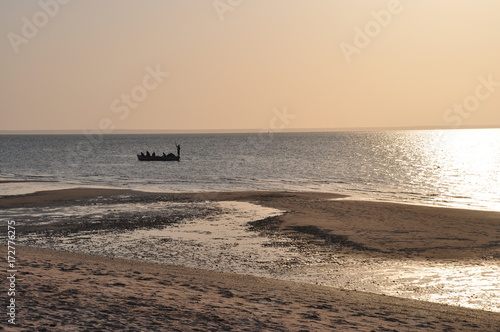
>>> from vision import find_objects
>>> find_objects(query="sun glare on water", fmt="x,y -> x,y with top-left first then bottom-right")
420,129 -> 500,211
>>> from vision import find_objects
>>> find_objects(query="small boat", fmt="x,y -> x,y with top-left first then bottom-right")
137,144 -> 180,161
137,153 -> 179,161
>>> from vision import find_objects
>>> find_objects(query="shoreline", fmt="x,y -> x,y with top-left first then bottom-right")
2,179 -> 500,213
1,187 -> 500,330
4,187 -> 500,259
3,187 -> 500,262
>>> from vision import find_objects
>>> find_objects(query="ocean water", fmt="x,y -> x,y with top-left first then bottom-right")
1,129 -> 500,211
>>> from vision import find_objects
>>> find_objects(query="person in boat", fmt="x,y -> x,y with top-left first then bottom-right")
152,152 -> 156,157
146,151 -> 150,156
140,152 -> 145,156
176,143 -> 180,157
162,152 -> 167,157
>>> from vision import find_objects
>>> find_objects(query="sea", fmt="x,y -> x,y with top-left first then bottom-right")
1,129 -> 499,211
1,129 -> 500,312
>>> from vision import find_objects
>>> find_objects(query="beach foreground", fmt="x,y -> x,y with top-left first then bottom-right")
1,188 -> 500,331
3,245 -> 499,331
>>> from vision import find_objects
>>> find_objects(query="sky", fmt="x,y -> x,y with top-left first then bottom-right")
1,0 -> 500,132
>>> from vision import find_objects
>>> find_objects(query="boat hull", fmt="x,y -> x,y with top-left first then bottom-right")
137,155 -> 180,161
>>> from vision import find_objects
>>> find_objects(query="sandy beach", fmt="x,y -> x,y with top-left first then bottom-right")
2,245 -> 499,331
1,188 -> 500,331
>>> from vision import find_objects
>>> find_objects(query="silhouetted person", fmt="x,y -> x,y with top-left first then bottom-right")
152,152 -> 156,157
140,152 -> 145,156
146,151 -> 150,156
176,144 -> 181,157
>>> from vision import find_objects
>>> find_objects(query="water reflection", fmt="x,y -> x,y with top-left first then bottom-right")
363,129 -> 500,211
289,257 -> 500,313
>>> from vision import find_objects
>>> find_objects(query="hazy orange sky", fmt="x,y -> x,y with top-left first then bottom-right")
1,0 -> 500,132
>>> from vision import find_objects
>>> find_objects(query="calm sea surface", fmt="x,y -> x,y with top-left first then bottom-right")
1,129 -> 499,211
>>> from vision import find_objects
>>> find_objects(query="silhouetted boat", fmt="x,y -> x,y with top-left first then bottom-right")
137,153 -> 179,161
137,143 -> 180,161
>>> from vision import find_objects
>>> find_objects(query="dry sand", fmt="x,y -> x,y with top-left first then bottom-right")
3,246 -> 500,331
1,188 -> 500,331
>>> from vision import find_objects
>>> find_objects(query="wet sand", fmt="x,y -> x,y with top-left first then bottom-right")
0,187 -> 134,208
2,188 -> 500,330
190,191 -> 500,260
4,245 -> 499,331
0,180 -> 58,184
5,188 -> 500,261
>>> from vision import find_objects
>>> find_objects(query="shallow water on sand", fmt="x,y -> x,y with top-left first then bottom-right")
6,200 -> 499,313
14,201 -> 302,276
287,257 -> 500,313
